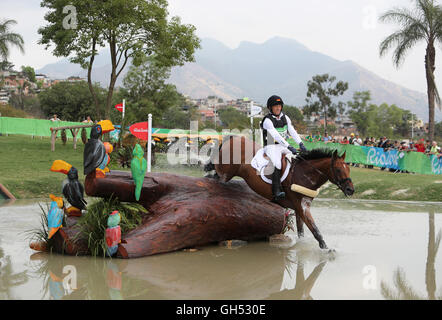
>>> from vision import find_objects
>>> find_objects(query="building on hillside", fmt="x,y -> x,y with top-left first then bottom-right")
0,73 -> 37,96
0,90 -> 9,105
66,76 -> 86,82
35,74 -> 53,89
198,109 -> 215,122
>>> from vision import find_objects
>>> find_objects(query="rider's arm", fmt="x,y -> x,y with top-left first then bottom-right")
286,116 -> 302,145
262,118 -> 290,147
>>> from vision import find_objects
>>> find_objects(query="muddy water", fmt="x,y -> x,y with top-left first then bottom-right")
0,199 -> 441,300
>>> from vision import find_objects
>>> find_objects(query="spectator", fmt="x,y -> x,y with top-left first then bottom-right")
349,133 -> 355,144
353,134 -> 363,146
314,131 -> 322,142
378,136 -> 388,148
430,141 -> 439,155
425,140 -> 432,153
363,137 -> 370,146
409,139 -> 415,151
341,136 -> 349,144
50,114 -> 61,122
415,139 -> 426,153
82,116 -> 93,124
399,141 -> 408,151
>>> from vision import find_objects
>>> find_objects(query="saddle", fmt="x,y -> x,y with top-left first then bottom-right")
251,149 -> 295,185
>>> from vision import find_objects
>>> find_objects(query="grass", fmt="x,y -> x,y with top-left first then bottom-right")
24,196 -> 146,257
1,134 -> 441,201
74,197 -> 146,257
0,134 -> 86,199
318,166 -> 442,201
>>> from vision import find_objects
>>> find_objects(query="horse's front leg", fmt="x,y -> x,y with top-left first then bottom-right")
294,207 -> 304,238
297,197 -> 327,249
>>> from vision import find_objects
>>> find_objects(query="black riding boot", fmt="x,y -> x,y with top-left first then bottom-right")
272,168 -> 285,201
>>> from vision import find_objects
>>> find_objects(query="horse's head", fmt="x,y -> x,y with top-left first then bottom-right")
330,150 -> 354,196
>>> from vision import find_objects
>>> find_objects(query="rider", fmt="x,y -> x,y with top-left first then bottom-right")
260,95 -> 307,201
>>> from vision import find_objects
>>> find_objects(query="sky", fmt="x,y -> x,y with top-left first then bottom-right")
2,0 -> 441,94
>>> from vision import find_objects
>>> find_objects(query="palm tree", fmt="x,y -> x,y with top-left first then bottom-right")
0,18 -> 24,63
379,0 -> 442,141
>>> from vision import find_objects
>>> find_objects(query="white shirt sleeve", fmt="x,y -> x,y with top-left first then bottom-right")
286,116 -> 302,145
262,118 -> 290,147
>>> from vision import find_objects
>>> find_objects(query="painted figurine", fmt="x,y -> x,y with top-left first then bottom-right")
50,160 -> 87,217
102,142 -> 114,174
48,194 -> 64,239
130,144 -> 147,201
105,210 -> 121,257
83,120 -> 115,178
106,261 -> 123,300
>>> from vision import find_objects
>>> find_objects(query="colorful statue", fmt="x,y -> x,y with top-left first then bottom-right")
48,194 -> 64,239
83,120 -> 115,178
105,210 -> 121,257
48,271 -> 65,300
130,144 -> 147,201
106,261 -> 123,300
102,142 -> 114,174
50,160 -> 87,217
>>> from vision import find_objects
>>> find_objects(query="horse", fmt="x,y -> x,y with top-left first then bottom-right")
204,135 -> 354,250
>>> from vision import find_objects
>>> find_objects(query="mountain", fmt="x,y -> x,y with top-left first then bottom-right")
36,37 -> 441,121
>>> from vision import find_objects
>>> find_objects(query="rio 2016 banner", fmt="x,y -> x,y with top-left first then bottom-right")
295,140 -> 442,175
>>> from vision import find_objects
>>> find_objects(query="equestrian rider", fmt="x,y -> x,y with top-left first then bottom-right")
260,95 -> 307,201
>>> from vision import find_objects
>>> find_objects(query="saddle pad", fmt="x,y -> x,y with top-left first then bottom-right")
251,148 -> 292,185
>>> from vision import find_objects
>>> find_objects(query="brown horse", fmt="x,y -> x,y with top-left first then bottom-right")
204,135 -> 354,250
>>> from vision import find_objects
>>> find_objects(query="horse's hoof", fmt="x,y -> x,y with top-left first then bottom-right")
319,241 -> 328,249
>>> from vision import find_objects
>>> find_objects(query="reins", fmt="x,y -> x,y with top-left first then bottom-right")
291,152 -> 352,189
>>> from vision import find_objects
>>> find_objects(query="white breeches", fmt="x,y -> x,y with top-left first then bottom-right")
263,144 -> 290,170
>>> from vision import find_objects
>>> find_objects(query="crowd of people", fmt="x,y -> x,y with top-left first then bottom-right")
304,131 -> 442,158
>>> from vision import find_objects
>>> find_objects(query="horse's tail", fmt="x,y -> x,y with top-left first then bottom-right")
203,161 -> 215,172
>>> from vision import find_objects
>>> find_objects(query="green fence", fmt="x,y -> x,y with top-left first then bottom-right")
292,140 -> 442,175
0,117 -> 91,138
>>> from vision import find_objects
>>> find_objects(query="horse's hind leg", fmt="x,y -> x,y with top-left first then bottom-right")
297,197 -> 327,249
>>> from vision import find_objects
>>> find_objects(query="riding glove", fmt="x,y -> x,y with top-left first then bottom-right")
299,142 -> 307,153
288,145 -> 297,154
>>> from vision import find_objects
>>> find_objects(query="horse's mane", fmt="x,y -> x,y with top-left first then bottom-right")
296,148 -> 334,161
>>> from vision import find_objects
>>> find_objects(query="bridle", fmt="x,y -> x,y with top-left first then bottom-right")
330,154 -> 353,191
291,153 -> 352,191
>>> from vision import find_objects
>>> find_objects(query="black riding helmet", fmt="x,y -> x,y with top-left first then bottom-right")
267,95 -> 284,115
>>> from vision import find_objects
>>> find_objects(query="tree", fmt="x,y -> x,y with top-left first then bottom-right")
379,0 -> 442,141
0,60 -> 14,71
38,0 -> 200,120
38,81 -> 106,121
119,54 -> 190,129
435,121 -> 442,138
347,91 -> 376,137
284,105 -> 307,133
348,93 -> 417,139
0,19 -> 24,63
21,66 -> 36,83
218,107 -> 249,130
303,74 -> 348,136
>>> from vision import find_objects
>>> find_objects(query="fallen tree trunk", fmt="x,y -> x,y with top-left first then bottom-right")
54,170 -> 287,258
